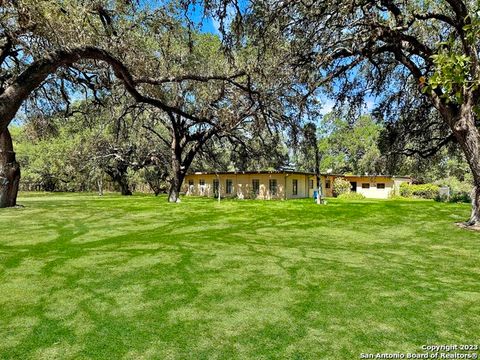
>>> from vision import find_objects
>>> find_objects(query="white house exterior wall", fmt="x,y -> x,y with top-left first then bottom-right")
183,173 -> 411,200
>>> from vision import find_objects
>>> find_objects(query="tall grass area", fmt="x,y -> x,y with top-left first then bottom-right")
0,193 -> 479,359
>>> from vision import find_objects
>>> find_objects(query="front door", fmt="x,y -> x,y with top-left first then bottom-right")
350,181 -> 357,192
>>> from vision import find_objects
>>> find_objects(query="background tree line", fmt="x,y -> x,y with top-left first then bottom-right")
12,96 -> 472,199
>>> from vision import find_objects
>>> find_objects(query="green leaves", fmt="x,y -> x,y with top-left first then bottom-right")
318,114 -> 383,175
424,13 -> 480,104
463,12 -> 480,45
427,51 -> 473,103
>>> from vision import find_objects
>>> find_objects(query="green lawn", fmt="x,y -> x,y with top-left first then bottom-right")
0,193 -> 479,359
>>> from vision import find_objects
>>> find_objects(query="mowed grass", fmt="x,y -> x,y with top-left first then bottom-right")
0,193 -> 479,360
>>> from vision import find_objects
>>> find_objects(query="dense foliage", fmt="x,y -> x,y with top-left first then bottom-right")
400,183 -> 440,200
434,177 -> 472,203
318,114 -> 385,175
332,178 -> 351,196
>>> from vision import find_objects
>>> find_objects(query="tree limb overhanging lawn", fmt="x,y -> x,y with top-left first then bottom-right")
0,194 -> 479,359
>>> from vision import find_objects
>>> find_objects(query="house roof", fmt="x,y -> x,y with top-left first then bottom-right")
190,170 -> 315,176
187,171 -> 410,179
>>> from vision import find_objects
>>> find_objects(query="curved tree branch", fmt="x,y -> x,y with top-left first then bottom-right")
0,46 -> 216,134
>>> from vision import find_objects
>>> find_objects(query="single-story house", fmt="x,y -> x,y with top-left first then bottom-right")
182,171 -> 411,199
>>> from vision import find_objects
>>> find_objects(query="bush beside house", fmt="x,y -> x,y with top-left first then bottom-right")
396,181 -> 472,203
333,178 -> 351,196
400,183 -> 440,199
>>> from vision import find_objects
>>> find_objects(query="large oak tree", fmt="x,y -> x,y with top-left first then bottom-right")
0,0 -> 145,206
0,0 -> 267,206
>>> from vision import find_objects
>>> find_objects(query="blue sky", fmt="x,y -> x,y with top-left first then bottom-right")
319,98 -> 376,116
141,0 -> 221,35
189,5 -> 221,35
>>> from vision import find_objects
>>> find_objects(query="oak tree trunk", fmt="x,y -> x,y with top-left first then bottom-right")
0,129 -> 20,208
315,142 -> 322,205
164,111 -> 211,203
449,103 -> 480,226
97,177 -> 104,196
168,168 -> 185,203
468,185 -> 480,226
119,176 -> 132,196
168,140 -> 184,203
105,169 -> 132,196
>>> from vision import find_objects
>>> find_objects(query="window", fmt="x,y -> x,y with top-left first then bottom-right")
309,179 -> 314,189
362,183 -> 370,189
188,180 -> 194,186
292,179 -> 298,195
226,179 -> 233,194
269,179 -> 277,195
377,183 -> 385,189
252,179 -> 260,195
213,179 -> 219,196
199,179 -> 205,186
325,180 -> 331,189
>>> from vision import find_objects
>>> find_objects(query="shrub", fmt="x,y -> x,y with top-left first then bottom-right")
450,192 -> 471,203
433,177 -> 472,203
337,192 -> 366,200
399,183 -> 412,197
400,183 -> 439,199
333,178 -> 351,196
